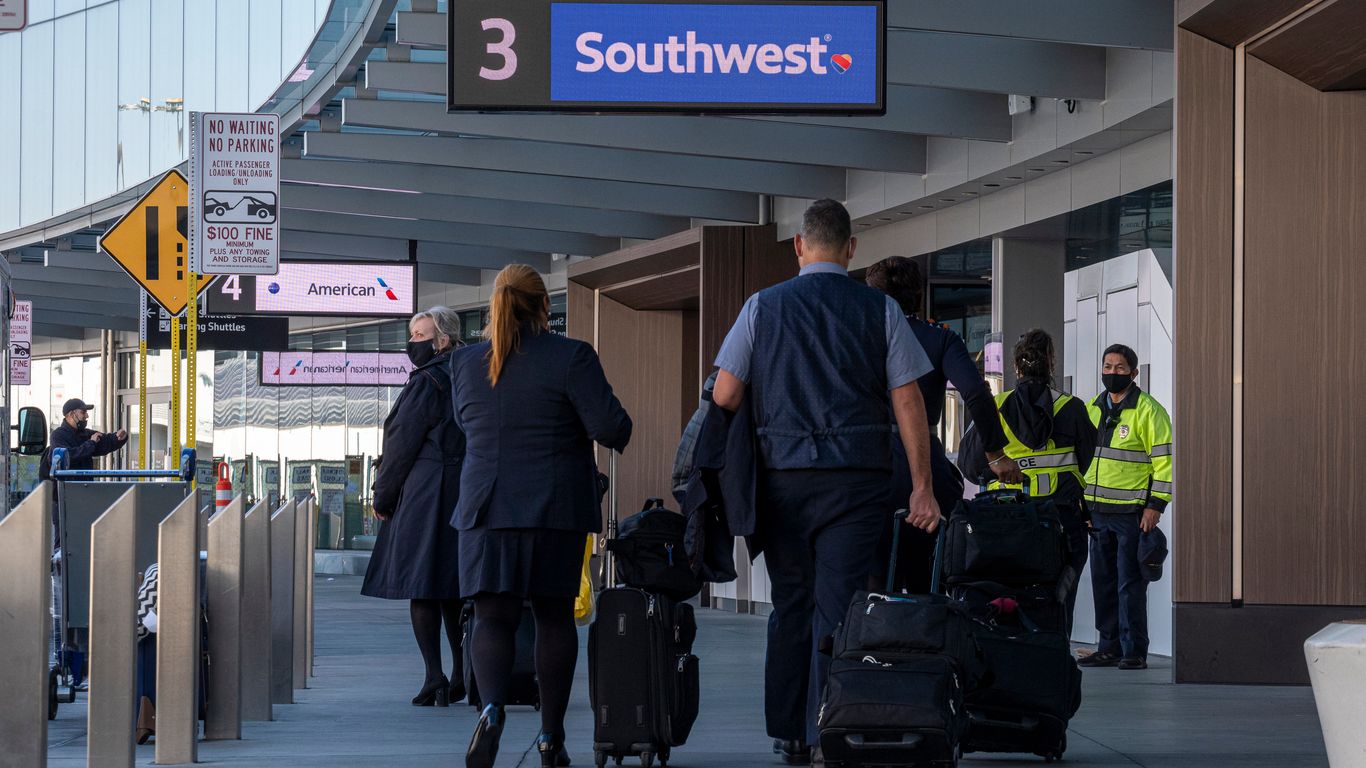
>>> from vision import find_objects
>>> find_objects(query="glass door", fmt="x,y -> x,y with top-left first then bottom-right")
120,393 -> 171,469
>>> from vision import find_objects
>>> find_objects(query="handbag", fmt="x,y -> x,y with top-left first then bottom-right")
574,534 -> 596,626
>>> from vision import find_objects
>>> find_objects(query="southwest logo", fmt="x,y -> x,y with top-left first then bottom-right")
377,277 -> 399,301
831,53 -> 852,73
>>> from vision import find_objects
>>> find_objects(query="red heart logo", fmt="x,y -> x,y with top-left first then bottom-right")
831,53 -> 853,73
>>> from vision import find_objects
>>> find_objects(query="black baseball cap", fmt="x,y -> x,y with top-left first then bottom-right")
1139,527 -> 1168,583
62,399 -> 95,415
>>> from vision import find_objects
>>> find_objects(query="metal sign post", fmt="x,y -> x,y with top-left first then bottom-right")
138,290 -> 148,470
187,271 -> 198,485
170,307 -> 180,471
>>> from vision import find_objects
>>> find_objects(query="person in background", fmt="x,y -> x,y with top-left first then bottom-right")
711,199 -> 940,765
451,265 -> 632,768
864,256 -> 1022,593
40,398 -> 129,547
958,329 -> 1095,633
1079,343 -> 1173,671
361,307 -> 467,707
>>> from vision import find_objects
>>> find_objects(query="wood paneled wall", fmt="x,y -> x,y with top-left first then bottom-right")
1242,57 -> 1366,605
1174,29 -> 1236,604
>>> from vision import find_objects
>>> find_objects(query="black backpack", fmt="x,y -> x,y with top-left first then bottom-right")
606,499 -> 702,601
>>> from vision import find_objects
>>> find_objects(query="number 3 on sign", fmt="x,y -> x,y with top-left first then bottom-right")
480,18 -> 517,80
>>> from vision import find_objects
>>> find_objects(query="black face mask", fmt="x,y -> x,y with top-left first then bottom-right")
406,339 -> 437,367
1102,373 -> 1134,395
75,419 -> 88,431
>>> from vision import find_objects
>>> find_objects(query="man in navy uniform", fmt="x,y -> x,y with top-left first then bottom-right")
39,398 -> 129,482
712,199 -> 940,764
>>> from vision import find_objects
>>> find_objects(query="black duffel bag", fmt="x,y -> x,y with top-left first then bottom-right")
942,490 -> 1067,587
606,499 -> 702,601
832,591 -> 986,689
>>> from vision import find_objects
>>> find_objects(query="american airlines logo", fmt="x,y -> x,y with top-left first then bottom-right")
303,278 -> 400,299
575,32 -> 841,76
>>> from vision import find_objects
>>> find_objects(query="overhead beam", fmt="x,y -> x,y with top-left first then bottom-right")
27,294 -> 138,319
279,231 -> 410,260
416,244 -> 552,274
417,263 -> 482,285
25,308 -> 137,332
282,210 -> 619,256
888,0 -> 1174,51
33,323 -> 96,340
887,30 -> 1106,99
744,84 -> 1010,141
313,119 -> 845,199
9,263 -> 139,290
282,183 -> 691,240
394,11 -> 443,47
283,158 -> 758,222
341,97 -> 927,173
11,279 -> 139,303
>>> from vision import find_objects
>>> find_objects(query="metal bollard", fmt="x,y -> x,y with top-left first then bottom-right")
241,501 -> 273,721
270,500 -> 297,705
87,487 -> 140,768
156,494 -> 201,765
306,496 -> 317,679
292,496 -> 309,690
0,485 -> 52,768
205,496 -> 244,740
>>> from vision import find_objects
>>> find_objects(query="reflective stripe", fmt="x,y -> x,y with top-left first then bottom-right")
1015,452 -> 1078,469
1151,480 -> 1173,494
1096,446 -> 1151,463
1085,485 -> 1149,502
1151,443 -> 1173,457
1035,473 -> 1052,496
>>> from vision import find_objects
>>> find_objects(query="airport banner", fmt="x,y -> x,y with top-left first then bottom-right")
144,302 -> 290,351
206,260 -> 417,318
189,112 -> 282,275
260,351 -> 413,387
448,0 -> 885,114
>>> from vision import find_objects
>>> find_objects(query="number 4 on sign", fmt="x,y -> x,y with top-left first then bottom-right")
221,275 -> 242,301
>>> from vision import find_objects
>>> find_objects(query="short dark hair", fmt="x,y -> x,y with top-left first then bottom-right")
1103,343 -> 1138,370
1015,328 -> 1055,384
801,199 -> 852,250
865,256 -> 923,316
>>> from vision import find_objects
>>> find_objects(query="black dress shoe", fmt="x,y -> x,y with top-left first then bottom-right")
536,731 -> 572,767
773,738 -> 811,765
412,675 -> 450,707
1118,656 -> 1148,670
448,676 -> 467,705
466,703 -> 506,768
1077,651 -> 1121,668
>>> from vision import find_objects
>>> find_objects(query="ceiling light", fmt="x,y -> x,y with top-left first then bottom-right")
1005,176 -> 1023,181
1051,159 -> 1070,165
961,191 -> 978,196
876,217 -> 892,222
919,205 -> 934,209
1076,150 -> 1095,155
983,183 -> 1001,188
938,198 -> 955,203
1027,168 -> 1046,173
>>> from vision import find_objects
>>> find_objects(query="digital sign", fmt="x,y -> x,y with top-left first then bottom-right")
449,1 -> 885,114
206,260 -> 417,317
260,351 -> 414,387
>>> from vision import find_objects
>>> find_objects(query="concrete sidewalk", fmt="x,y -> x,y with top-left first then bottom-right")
48,575 -> 1328,767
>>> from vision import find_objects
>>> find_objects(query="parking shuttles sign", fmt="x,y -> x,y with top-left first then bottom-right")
190,112 -> 282,275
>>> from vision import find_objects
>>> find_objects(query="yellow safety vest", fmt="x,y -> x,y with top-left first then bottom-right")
988,389 -> 1083,498
1084,388 -> 1174,512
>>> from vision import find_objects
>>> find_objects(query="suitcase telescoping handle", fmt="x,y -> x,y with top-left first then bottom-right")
605,449 -> 620,589
887,508 -> 949,595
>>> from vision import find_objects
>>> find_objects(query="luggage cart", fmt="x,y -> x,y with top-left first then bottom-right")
47,446 -> 196,720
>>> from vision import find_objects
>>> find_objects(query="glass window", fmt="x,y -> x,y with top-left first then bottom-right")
215,1 -> 250,110
84,2 -> 121,204
19,22 -> 55,224
116,0 -> 152,191
1065,181 -> 1173,270
52,14 -> 88,216
149,0 -> 185,173
249,0 -> 284,109
184,0 -> 218,114
0,32 -> 21,232
931,285 -> 993,357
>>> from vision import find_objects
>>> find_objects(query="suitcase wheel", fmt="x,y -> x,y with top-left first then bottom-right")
1037,733 -> 1067,763
640,752 -> 654,768
47,668 -> 59,721
594,751 -> 607,768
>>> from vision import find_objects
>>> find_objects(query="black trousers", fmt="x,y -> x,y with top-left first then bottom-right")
758,468 -> 890,745
869,437 -> 964,594
1089,510 -> 1148,658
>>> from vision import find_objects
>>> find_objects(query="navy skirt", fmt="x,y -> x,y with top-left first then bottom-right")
459,527 -> 587,599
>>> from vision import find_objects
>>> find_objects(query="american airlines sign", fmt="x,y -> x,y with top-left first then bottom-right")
261,351 -> 414,386
206,260 -> 417,317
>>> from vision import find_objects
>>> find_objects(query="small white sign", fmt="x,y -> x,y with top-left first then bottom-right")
190,112 -> 281,275
0,0 -> 27,32
10,299 -> 31,385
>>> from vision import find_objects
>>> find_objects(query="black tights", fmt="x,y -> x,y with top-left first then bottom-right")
410,598 -> 463,684
471,593 -> 578,736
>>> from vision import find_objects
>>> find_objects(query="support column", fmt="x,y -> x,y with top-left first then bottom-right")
241,501 -> 273,721
156,494 -> 201,764
270,500 -> 297,705
205,496 -> 244,740
87,487 -> 140,768
0,486 -> 52,768
992,238 -> 1067,389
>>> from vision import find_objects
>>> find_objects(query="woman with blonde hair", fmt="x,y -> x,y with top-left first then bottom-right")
362,306 -> 467,707
450,264 -> 632,768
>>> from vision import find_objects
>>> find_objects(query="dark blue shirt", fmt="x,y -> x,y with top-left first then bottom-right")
903,316 -> 1006,453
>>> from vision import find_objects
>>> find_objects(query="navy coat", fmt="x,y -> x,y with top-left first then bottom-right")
449,329 -> 632,533
40,422 -> 129,479
361,350 -> 465,600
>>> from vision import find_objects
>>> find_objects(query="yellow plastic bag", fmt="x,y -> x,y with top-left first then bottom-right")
574,534 -> 596,626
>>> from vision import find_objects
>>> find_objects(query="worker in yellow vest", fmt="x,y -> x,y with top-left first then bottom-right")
1078,343 -> 1173,671
959,329 -> 1096,632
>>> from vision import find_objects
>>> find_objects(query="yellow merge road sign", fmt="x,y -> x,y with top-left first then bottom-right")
99,169 -> 213,316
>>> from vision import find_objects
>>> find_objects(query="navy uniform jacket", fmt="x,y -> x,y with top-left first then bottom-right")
40,422 -> 129,480
903,316 -> 1005,451
449,328 -> 632,533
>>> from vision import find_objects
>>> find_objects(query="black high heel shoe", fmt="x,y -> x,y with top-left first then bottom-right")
411,675 -> 450,707
536,731 -> 572,767
466,703 -> 506,768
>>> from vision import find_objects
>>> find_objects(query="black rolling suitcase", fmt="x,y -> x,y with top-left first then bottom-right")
589,452 -> 700,768
946,483 -> 1081,763
461,600 -> 540,709
816,510 -> 969,768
